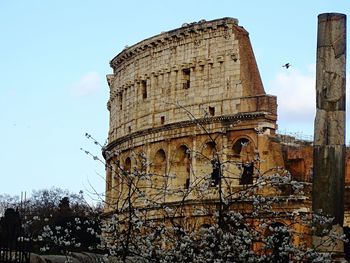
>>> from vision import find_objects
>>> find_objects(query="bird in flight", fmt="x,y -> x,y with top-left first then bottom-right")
282,63 -> 291,69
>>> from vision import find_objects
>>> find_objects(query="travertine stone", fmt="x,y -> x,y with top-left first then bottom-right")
314,110 -> 345,145
103,18 -> 280,211
313,13 -> 346,226
106,18 -> 269,142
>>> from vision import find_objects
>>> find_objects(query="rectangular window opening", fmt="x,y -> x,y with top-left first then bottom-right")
119,94 -> 123,110
184,178 -> 190,189
160,116 -> 165,124
142,80 -> 147,99
182,68 -> 190,89
209,106 -> 215,116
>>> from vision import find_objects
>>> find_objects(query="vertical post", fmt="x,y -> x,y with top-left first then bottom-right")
312,12 -> 346,250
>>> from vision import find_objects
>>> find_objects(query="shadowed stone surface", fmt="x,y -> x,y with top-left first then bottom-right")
313,13 -> 346,227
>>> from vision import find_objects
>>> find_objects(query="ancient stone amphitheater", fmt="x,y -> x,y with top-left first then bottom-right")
101,17 -> 293,213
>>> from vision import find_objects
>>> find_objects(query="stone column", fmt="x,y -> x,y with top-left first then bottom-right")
312,12 -> 346,252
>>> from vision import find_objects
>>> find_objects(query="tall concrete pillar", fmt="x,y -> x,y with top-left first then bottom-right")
313,13 -> 346,227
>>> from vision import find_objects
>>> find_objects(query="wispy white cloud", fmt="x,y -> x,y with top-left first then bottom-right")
267,66 -> 316,123
70,71 -> 102,96
267,66 -> 350,137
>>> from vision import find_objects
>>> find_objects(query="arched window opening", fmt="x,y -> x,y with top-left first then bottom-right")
153,149 -> 167,186
202,141 -> 216,159
233,138 -> 250,155
232,138 -> 255,185
175,145 -> 190,162
210,158 -> 221,187
240,162 -> 254,185
124,157 -> 131,175
202,142 -> 221,187
175,145 -> 191,189
154,149 -> 166,164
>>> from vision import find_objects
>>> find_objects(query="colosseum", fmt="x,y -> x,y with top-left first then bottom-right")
102,17 -> 350,231
103,17 -> 284,208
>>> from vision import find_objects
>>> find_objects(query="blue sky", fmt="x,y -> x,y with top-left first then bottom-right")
0,1 -> 348,202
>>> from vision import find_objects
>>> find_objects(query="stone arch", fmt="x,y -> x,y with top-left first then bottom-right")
124,157 -> 131,174
118,157 -> 132,197
152,149 -> 167,189
231,136 -> 256,185
175,145 -> 190,162
154,149 -> 166,165
174,145 -> 191,189
202,141 -> 216,160
133,150 -> 147,171
232,136 -> 255,159
201,141 -> 221,187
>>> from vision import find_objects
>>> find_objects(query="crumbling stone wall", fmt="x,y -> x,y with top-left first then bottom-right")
103,18 -> 281,211
279,134 -> 350,184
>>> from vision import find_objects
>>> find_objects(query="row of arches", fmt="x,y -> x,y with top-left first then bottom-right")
107,136 -> 257,194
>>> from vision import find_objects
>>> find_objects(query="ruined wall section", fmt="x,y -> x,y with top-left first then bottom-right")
106,18 -> 271,143
104,18 -> 280,210
277,134 -> 350,184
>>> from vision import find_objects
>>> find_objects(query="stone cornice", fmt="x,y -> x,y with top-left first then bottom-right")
103,111 -> 276,158
110,17 -> 239,70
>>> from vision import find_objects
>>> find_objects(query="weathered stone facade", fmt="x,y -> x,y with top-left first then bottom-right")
102,18 -> 289,211
101,15 -> 350,260
278,134 -> 350,186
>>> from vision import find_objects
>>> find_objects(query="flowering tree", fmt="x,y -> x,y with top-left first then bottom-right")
9,188 -> 104,255
0,194 -> 20,216
83,123 -> 346,263
98,172 -> 342,262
